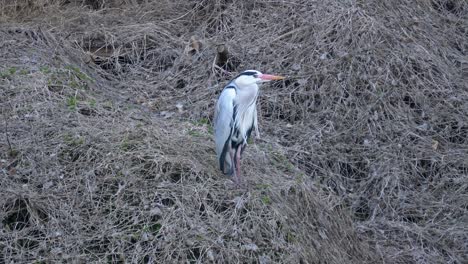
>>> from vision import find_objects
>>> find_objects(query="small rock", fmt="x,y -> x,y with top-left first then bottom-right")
43,181 -> 53,189
51,247 -> 63,254
431,140 -> 439,150
141,232 -> 149,241
243,243 -> 258,251
160,111 -> 174,119
297,79 -> 308,86
149,207 -> 162,216
175,102 -> 184,113
24,113 -> 35,121
259,255 -> 271,264
216,236 -> 225,245
136,96 -> 146,104
233,197 -> 245,209
185,239 -> 195,247
320,52 -> 328,60
318,229 -> 328,239
416,123 -> 428,131
206,249 -> 215,261
337,72 -> 344,81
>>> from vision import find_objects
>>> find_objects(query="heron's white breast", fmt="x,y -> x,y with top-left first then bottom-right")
234,85 -> 259,142
238,103 -> 256,139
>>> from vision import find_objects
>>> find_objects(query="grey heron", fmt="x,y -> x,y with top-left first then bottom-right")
214,70 -> 285,185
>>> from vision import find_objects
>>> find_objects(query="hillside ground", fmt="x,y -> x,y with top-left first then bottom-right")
1,0 -> 467,263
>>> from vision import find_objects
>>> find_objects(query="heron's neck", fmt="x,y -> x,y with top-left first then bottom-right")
235,84 -> 259,108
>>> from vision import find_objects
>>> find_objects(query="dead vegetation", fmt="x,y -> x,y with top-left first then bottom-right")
1,0 -> 467,263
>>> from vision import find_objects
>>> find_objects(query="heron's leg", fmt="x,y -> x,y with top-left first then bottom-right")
235,146 -> 242,185
229,148 -> 239,185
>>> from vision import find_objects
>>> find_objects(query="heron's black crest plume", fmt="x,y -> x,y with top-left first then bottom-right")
231,70 -> 260,82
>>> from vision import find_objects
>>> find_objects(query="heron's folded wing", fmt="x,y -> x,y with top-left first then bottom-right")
214,88 -> 236,161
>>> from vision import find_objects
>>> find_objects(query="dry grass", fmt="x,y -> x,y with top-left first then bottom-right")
1,0 -> 467,263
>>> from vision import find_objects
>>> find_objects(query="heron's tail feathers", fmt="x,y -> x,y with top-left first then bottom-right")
219,138 -> 234,175
223,160 -> 234,176
220,154 -> 234,176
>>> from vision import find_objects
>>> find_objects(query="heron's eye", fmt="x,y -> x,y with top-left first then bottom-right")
253,74 -> 258,78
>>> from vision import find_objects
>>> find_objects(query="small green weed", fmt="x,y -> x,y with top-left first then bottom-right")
8,67 -> 17,75
63,133 -> 84,147
272,151 -> 295,172
39,65 -> 51,74
8,148 -> 19,158
67,96 -> 77,110
0,71 -> 9,79
89,99 -> 96,107
261,195 -> 271,205
207,126 -> 214,135
0,67 -> 17,79
188,129 -> 202,137
256,183 -> 270,189
142,223 -> 161,234
103,101 -> 113,110
65,65 -> 93,82
120,137 -> 139,151
286,232 -> 296,243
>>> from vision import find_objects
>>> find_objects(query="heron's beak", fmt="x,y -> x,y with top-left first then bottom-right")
259,74 -> 285,81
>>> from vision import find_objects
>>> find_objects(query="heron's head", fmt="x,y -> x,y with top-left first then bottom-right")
234,70 -> 285,87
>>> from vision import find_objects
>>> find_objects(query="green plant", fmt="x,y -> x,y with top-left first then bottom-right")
188,129 -> 202,137
120,136 -> 139,151
286,232 -> 296,243
142,223 -> 161,234
63,133 -> 84,147
65,65 -> 93,82
0,67 -> 17,79
89,99 -> 97,107
8,67 -> 17,75
261,195 -> 271,205
39,65 -> 51,74
8,148 -> 19,158
207,126 -> 214,135
272,151 -> 295,172
67,96 -> 77,110
103,101 -> 113,110
0,71 -> 9,79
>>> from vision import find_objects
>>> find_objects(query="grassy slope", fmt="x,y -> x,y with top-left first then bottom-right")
1,0 -> 467,263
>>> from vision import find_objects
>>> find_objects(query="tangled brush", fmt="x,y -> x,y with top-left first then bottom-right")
1,0 -> 467,263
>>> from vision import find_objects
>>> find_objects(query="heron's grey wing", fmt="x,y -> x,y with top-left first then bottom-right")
214,88 -> 236,173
